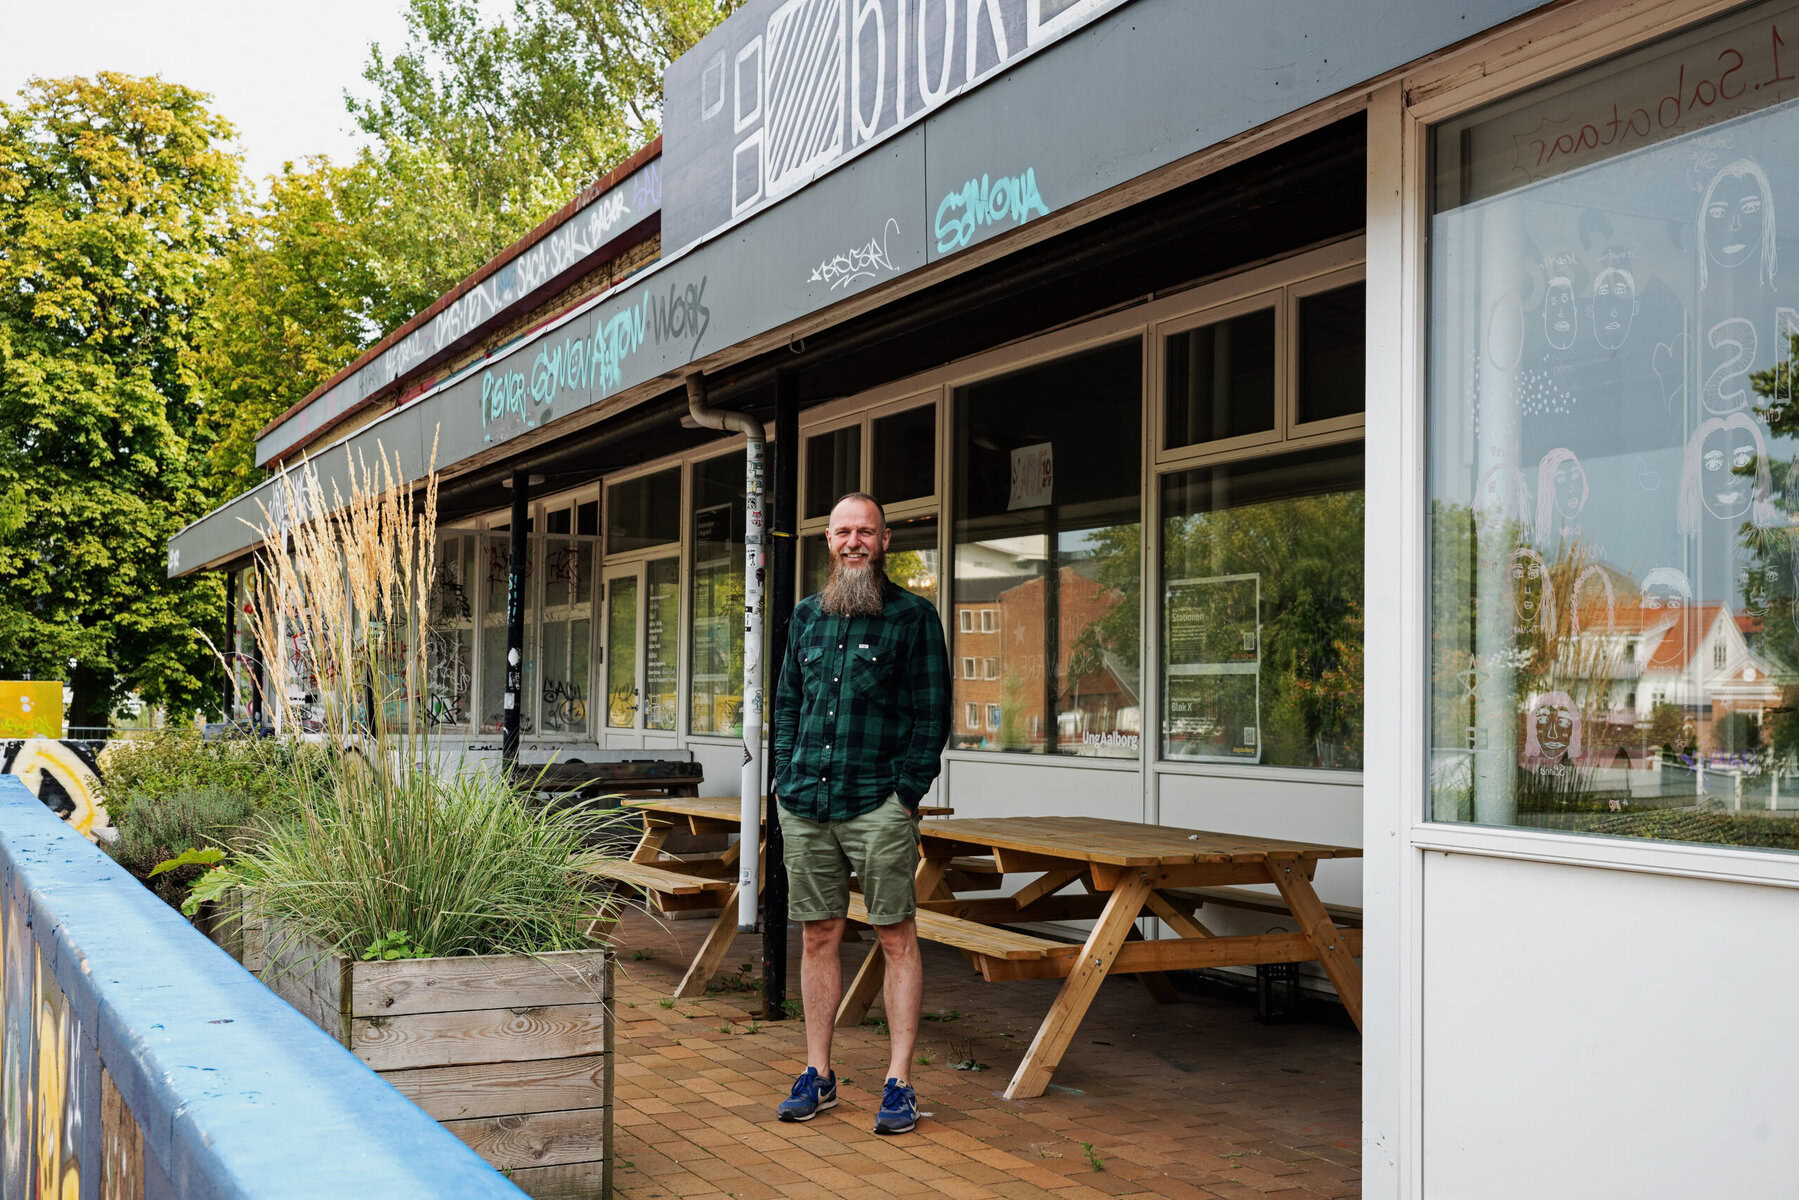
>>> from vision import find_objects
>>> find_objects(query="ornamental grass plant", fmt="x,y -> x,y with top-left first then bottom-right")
215,439 -> 620,958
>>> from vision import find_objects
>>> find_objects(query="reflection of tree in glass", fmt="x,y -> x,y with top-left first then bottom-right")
1740,326 -> 1799,766
1154,494 -> 1364,769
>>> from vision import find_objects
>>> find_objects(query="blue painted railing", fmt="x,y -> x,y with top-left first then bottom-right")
0,777 -> 531,1200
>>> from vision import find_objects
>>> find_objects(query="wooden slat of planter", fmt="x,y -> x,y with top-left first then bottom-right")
504,1159 -> 609,1200
351,951 -> 611,1017
349,1003 -> 610,1071
440,1107 -> 606,1170
381,1055 -> 608,1121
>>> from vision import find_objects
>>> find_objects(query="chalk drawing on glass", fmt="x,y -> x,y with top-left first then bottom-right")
1478,463 -> 1533,535
1509,545 -> 1553,639
734,36 -> 764,134
1544,275 -> 1578,349
1654,328 -> 1689,413
1641,567 -> 1693,666
1678,412 -> 1779,533
1736,533 -> 1792,626
1589,267 -> 1639,348
701,51 -> 726,120
1487,293 -> 1525,370
1635,455 -> 1662,492
1523,691 -> 1582,774
1702,317 -> 1758,413
1569,563 -> 1617,637
1699,158 -> 1777,290
733,129 -> 765,216
762,0 -> 847,199
1535,447 -> 1588,543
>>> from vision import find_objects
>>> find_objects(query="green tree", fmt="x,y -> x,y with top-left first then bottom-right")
348,0 -> 740,329
0,74 -> 240,726
192,159 -> 389,500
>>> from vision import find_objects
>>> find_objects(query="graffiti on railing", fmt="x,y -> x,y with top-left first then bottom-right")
1,740 -> 110,844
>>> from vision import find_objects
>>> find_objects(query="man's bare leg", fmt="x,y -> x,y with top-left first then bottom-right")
801,917 -> 846,1070
875,918 -> 923,1083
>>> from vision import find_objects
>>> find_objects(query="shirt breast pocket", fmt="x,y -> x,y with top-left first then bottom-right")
850,645 -> 893,697
800,645 -> 827,697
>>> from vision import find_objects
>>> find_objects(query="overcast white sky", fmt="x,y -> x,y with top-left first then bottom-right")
0,0 -> 510,191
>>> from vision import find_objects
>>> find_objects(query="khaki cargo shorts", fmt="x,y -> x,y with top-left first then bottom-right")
777,793 -> 921,925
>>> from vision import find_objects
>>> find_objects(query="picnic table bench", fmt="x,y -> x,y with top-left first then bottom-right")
833,815 -> 1363,1099
583,795 -> 948,998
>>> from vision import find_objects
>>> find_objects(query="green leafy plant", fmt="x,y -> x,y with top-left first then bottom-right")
632,947 -> 655,961
658,997 -> 676,1010
362,931 -> 433,961
916,1052 -> 933,1066
1080,1142 -> 1105,1172
149,847 -> 226,877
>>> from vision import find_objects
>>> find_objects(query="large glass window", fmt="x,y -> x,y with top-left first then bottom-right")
872,405 -> 936,503
606,468 -> 679,553
1428,1 -> 1799,850
1162,447 -> 1363,768
805,426 -> 860,520
539,524 -> 593,735
953,340 -> 1142,757
691,455 -> 746,735
1165,307 -> 1276,449
425,536 -> 475,732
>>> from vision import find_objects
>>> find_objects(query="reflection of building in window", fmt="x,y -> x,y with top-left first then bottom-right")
962,656 -> 977,678
959,609 -> 973,632
951,586 -> 1007,747
980,609 -> 998,633
983,657 -> 998,679
995,566 -> 1138,753
986,704 -> 1002,731
964,701 -> 979,730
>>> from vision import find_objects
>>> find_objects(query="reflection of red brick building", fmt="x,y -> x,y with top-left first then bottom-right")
952,580 -> 1004,745
995,568 -> 1124,750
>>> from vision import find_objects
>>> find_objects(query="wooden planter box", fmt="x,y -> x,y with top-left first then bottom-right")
196,887 -> 267,973
261,924 -> 613,1200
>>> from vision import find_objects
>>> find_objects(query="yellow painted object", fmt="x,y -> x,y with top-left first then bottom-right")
0,681 -> 61,738
1,740 -> 111,844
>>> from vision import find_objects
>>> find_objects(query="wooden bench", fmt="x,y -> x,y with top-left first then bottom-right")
1173,885 -> 1363,928
579,858 -> 732,897
844,894 -> 1074,962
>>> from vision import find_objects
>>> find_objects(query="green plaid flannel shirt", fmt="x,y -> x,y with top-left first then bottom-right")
772,580 -> 952,822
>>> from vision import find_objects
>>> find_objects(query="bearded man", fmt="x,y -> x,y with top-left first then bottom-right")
769,491 -> 951,1135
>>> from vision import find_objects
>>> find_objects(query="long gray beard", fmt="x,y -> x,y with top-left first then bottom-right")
821,563 -> 887,616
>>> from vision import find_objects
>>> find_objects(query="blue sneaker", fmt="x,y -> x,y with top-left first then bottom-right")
776,1067 -> 837,1122
873,1077 -> 917,1135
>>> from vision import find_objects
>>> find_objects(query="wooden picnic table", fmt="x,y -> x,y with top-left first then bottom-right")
584,795 -> 950,998
834,815 -> 1363,1100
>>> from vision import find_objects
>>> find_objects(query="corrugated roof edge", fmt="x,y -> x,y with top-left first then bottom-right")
255,135 -> 663,445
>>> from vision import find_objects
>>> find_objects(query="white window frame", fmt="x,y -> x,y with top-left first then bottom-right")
965,701 -> 980,729
962,656 -> 978,679
980,609 -> 998,633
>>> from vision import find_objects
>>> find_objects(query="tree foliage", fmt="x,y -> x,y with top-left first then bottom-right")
192,160 -> 390,500
0,73 -> 240,725
346,0 -> 740,329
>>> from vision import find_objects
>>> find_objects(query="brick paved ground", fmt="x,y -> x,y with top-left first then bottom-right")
609,909 -> 1360,1200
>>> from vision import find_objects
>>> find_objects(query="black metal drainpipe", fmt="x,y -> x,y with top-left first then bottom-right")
762,370 -> 797,1020
503,470 -> 530,766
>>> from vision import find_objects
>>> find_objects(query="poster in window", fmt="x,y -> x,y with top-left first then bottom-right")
1164,573 -> 1261,761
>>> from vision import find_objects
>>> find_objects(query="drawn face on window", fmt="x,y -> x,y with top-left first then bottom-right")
1701,422 -> 1760,519
1590,268 -> 1639,349
1544,276 -> 1577,349
1552,456 -> 1587,521
1704,169 -> 1768,270
1510,549 -> 1544,624
1532,702 -> 1575,763
1741,549 -> 1787,621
